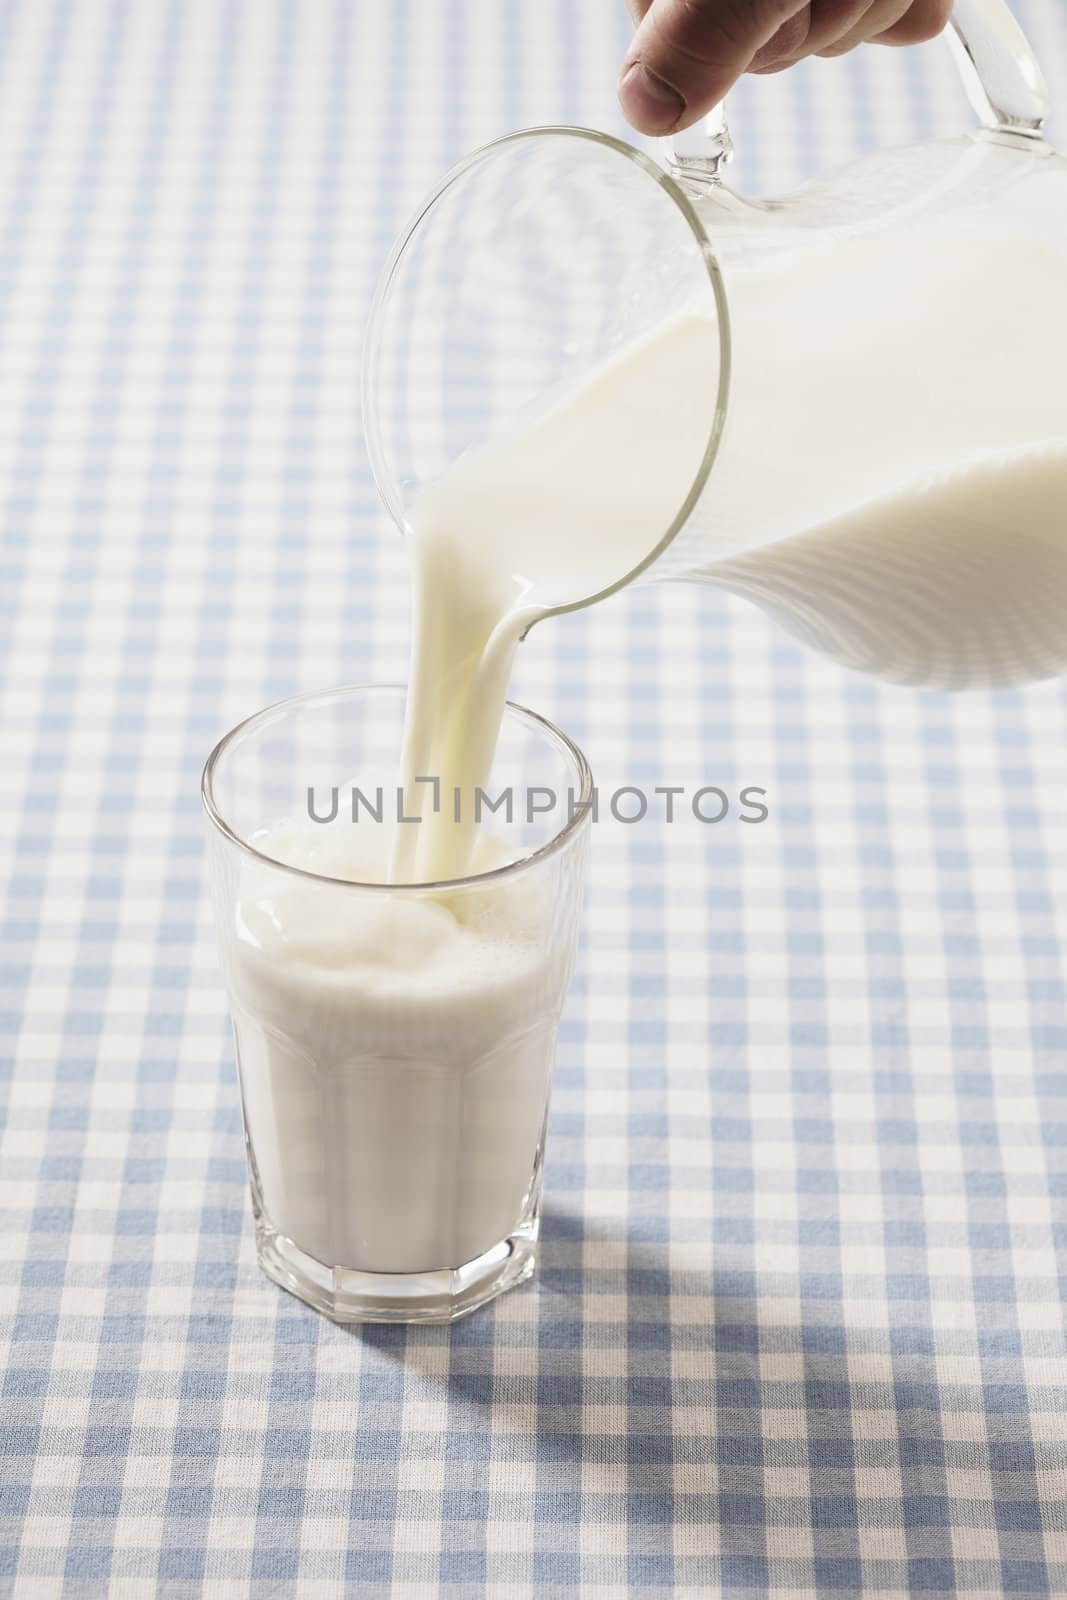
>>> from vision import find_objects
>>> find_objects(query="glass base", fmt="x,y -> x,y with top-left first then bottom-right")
253,1213 -> 540,1324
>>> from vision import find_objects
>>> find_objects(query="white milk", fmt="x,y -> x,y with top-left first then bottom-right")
392,202 -> 1066,882
230,820 -> 574,1274
233,200 -> 1065,1280
391,308 -> 722,883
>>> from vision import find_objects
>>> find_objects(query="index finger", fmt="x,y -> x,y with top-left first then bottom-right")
619,0 -> 806,134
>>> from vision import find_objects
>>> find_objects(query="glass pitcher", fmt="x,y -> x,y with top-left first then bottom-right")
363,0 -> 1067,689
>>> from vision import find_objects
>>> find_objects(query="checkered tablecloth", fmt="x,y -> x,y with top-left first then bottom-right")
3,1 -> 1067,1595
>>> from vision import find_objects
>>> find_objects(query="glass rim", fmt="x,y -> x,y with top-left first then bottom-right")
360,123 -> 732,626
200,681 -> 594,895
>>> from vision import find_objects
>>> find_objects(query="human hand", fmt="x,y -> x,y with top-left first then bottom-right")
619,0 -> 954,134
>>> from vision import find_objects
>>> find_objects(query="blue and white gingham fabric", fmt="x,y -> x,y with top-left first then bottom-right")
3,2 -> 1067,1595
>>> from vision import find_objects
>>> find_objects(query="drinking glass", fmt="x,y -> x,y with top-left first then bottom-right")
202,684 -> 591,1323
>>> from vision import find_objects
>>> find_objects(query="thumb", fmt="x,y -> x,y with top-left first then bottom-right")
619,0 -> 804,134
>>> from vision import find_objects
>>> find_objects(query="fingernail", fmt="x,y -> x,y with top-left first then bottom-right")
618,61 -> 685,134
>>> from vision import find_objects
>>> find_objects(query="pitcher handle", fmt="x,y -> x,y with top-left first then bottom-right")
671,0 -> 1050,182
